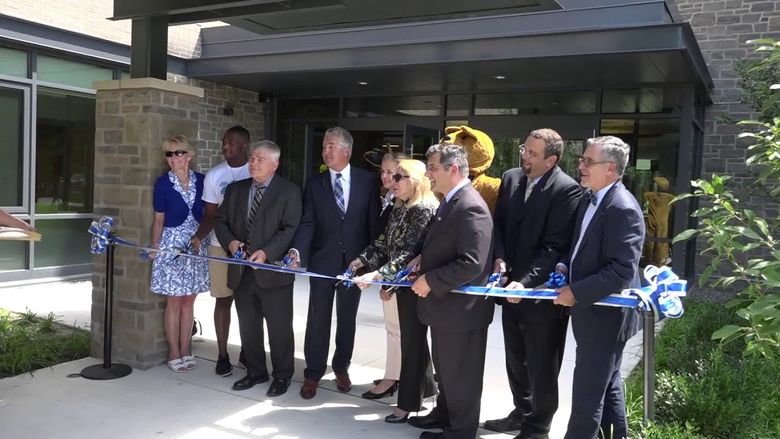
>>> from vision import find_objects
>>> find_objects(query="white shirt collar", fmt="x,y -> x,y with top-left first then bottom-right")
329,163 -> 351,181
591,180 -> 619,207
444,178 -> 470,203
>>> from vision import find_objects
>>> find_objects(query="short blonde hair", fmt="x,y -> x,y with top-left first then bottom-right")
162,135 -> 196,169
395,159 -> 438,208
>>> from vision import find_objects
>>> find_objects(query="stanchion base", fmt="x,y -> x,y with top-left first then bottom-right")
80,363 -> 133,380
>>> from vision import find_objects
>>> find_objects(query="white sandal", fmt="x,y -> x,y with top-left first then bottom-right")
168,358 -> 187,373
181,355 -> 197,370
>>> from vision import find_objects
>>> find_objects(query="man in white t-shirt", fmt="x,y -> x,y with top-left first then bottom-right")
191,125 -> 251,376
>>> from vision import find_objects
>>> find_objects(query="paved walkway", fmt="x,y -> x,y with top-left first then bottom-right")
0,278 -> 644,439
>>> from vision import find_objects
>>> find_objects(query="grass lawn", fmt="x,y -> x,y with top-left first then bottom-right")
0,308 -> 90,378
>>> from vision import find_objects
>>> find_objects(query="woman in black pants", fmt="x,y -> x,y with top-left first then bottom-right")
351,159 -> 438,423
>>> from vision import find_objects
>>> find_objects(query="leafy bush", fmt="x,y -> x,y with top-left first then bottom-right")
627,301 -> 780,438
0,308 -> 90,377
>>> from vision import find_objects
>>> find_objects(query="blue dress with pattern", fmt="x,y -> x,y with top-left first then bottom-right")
150,171 -> 210,296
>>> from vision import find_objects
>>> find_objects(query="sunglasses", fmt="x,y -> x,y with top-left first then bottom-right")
164,150 -> 189,157
392,174 -> 411,183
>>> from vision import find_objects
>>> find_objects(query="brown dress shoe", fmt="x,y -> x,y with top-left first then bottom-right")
300,378 -> 318,399
335,373 -> 352,392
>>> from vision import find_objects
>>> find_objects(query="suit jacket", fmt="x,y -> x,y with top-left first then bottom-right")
291,167 -> 380,275
417,183 -> 494,332
493,166 -> 581,288
565,181 -> 645,342
214,175 -> 302,290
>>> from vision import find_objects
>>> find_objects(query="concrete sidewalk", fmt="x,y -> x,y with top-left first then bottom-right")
0,278 -> 644,439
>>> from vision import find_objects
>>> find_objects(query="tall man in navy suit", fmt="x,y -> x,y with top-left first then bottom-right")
409,143 -> 494,439
553,136 -> 645,439
290,127 -> 381,399
485,129 -> 581,438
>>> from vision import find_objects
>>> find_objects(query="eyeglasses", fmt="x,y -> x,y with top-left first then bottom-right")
165,150 -> 189,157
577,156 -> 610,167
392,174 -> 411,183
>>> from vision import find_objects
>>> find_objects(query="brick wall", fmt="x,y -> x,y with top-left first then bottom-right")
0,0 -> 213,58
675,0 -> 780,282
169,74 -> 266,171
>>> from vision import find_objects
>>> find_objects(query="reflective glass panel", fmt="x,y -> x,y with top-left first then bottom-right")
0,241 -> 27,270
0,86 -> 25,207
446,94 -> 470,117
344,96 -> 441,117
0,47 -> 28,78
35,88 -> 95,213
33,218 -> 92,267
36,55 -> 113,89
475,91 -> 596,115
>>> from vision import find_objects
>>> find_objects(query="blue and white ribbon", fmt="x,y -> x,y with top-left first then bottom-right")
88,216 -> 114,254
88,216 -> 686,316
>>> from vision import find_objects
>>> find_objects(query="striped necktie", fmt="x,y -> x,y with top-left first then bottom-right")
334,173 -> 346,214
247,183 -> 266,227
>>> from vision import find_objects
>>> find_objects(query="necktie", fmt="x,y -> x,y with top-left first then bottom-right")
247,183 -> 266,227
524,179 -> 536,202
585,189 -> 597,206
334,173 -> 346,214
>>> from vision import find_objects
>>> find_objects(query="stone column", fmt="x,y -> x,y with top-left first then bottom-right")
91,78 -> 203,369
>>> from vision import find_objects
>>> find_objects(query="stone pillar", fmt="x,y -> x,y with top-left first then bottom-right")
91,78 -> 204,369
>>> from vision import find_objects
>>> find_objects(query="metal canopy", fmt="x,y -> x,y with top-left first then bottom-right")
112,0 -> 561,30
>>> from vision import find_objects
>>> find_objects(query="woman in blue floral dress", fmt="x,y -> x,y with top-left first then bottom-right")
150,135 -> 210,372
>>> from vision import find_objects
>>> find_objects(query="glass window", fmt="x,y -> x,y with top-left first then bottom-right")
35,88 -> 95,213
0,86 -> 25,207
344,95 -> 441,117
0,47 -> 28,78
446,94 -> 470,117
0,241 -> 27,270
559,140 -> 584,179
603,88 -> 681,114
487,137 -> 522,178
279,98 -> 339,120
33,218 -> 92,267
602,89 -> 638,113
474,91 -> 596,115
36,55 -> 113,89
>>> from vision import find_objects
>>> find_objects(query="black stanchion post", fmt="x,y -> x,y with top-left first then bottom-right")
642,308 -> 655,423
81,237 -> 133,380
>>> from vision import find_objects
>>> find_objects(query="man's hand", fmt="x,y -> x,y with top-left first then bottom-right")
494,258 -> 506,274
505,280 -> 524,304
406,255 -> 421,280
190,235 -> 202,253
287,248 -> 300,268
248,249 -> 267,264
379,288 -> 393,301
554,285 -> 576,307
411,274 -> 431,298
348,258 -> 364,271
555,262 -> 568,275
353,271 -> 379,290
229,240 -> 243,256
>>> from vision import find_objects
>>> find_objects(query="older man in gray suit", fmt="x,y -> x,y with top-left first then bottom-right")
408,143 -> 494,439
215,140 -> 302,397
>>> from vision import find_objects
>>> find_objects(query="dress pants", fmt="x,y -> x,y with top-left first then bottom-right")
233,269 -> 294,380
565,313 -> 629,439
502,300 -> 569,435
303,276 -> 361,380
430,326 -> 489,439
396,288 -> 434,411
382,291 -> 402,380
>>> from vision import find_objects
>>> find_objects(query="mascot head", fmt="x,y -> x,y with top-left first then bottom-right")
441,126 -> 494,177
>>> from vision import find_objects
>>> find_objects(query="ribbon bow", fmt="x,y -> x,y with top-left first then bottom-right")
622,265 -> 687,321
545,271 -> 568,288
88,216 -> 114,254
337,267 -> 356,289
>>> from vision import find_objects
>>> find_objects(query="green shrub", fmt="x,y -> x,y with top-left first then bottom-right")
627,301 -> 780,438
0,308 -> 90,377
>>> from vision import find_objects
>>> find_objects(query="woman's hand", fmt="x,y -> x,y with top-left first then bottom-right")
353,271 -> 379,290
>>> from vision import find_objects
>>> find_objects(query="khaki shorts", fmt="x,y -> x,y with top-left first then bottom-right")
208,246 -> 233,298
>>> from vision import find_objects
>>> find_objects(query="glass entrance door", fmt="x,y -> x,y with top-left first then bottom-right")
0,82 -> 31,271
403,125 -> 440,160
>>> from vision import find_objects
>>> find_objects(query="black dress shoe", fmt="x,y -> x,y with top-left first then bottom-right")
361,381 -> 398,399
419,432 -> 443,439
483,416 -> 524,432
384,412 -> 408,424
408,412 -> 448,430
266,378 -> 291,397
231,373 -> 269,391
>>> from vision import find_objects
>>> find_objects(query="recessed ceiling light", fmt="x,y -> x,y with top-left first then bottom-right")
494,75 -> 506,80
358,81 -> 368,86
